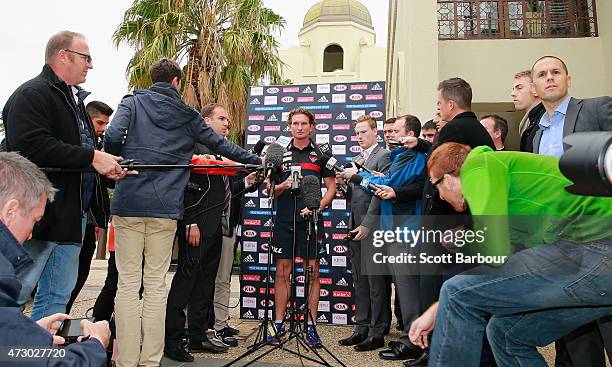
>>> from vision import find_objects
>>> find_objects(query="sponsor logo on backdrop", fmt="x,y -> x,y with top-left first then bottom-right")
259,288 -> 275,295
250,98 -> 260,105
377,121 -> 383,130
263,219 -> 272,227
333,313 -> 348,324
243,297 -> 257,308
332,94 -> 346,103
351,110 -> 366,120
242,274 -> 260,281
264,96 -> 277,105
264,136 -> 277,144
318,96 -> 329,103
260,198 -> 271,209
332,145 -> 346,155
320,289 -> 330,297
315,113 -> 333,120
243,230 -> 257,238
318,301 -> 330,312
259,309 -> 273,319
250,86 -> 264,95
249,115 -> 265,121
254,106 -> 285,111
336,220 -> 347,229
316,123 -> 329,131
370,111 -> 384,118
334,246 -> 348,254
260,243 -> 269,251
317,314 -> 329,323
247,135 -> 261,145
316,134 -> 330,144
267,114 -> 278,121
332,233 -> 347,240
243,310 -> 255,319
320,278 -> 332,285
317,84 -> 331,93
281,96 -> 294,103
366,94 -> 383,100
264,125 -> 281,132
332,199 -> 347,210
282,112 -> 290,121
245,200 -> 256,208
324,221 -> 332,228
266,87 -> 280,94
243,254 -> 255,263
332,256 -> 347,267
336,278 -> 349,286
242,285 -> 256,294
350,84 -> 368,90
283,125 -> 290,132
336,112 -> 347,120
349,94 -> 363,101
333,290 -> 352,298
297,96 -> 314,103
371,83 -> 383,90
351,136 -> 359,142
350,145 -> 362,153
263,275 -> 274,284
242,241 -> 257,252
259,253 -> 268,264
334,84 -> 348,91
319,257 -> 329,266
333,135 -> 347,143
260,232 -> 271,238
283,86 -> 300,93
296,275 -> 305,283
334,303 -> 349,311
302,86 -> 313,93
346,104 -> 377,109
260,299 -> 274,307
296,286 -> 304,297
332,124 -> 350,130
299,105 -> 330,110
247,125 -> 261,132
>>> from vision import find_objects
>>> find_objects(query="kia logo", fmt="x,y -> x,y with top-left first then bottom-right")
267,87 -> 279,94
334,85 -> 347,91
264,136 -> 277,143
334,303 -> 349,311
244,230 -> 257,237
350,146 -> 361,153
316,123 -> 329,131
333,245 -> 348,253
349,94 -> 363,101
333,135 -> 347,142
281,96 -> 294,103
370,111 -> 383,118
247,125 -> 261,132
242,286 -> 256,294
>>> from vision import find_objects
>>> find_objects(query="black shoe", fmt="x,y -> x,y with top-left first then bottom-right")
225,325 -> 240,336
188,338 -> 228,354
404,350 -> 428,367
213,328 -> 238,347
378,343 -> 423,360
388,340 -> 402,349
354,336 -> 385,352
338,333 -> 367,346
164,345 -> 194,362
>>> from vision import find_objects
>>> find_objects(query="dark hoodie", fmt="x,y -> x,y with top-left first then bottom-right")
104,82 -> 260,219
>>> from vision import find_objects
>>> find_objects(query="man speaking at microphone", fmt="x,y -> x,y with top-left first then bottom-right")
268,108 -> 336,347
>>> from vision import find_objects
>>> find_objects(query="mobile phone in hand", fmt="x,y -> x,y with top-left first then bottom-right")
58,317 -> 95,342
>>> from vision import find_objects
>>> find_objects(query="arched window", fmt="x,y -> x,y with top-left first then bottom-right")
437,0 -> 597,39
323,44 -> 344,72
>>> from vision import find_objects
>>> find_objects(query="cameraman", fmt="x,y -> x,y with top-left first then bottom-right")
0,152 -> 110,366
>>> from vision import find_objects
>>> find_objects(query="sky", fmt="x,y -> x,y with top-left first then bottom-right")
0,0 -> 388,114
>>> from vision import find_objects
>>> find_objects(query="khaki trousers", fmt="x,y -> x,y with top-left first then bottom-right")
213,234 -> 236,330
113,216 -> 176,367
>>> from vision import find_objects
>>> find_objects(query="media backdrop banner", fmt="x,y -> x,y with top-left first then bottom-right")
240,81 -> 386,325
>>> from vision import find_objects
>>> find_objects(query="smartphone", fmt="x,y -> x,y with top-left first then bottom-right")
58,317 -> 94,342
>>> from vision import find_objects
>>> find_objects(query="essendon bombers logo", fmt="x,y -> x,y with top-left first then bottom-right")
333,135 -> 347,143
334,303 -> 349,311
333,245 -> 348,254
320,289 -> 330,297
243,230 -> 257,237
350,146 -> 362,153
242,285 -> 256,294
247,125 -> 261,132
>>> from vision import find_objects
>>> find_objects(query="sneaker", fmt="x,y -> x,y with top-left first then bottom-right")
214,328 -> 239,347
267,322 -> 286,345
225,325 -> 240,336
306,325 -> 323,348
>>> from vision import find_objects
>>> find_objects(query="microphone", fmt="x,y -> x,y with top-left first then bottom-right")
290,164 -> 301,192
302,175 -> 322,210
353,156 -> 374,174
350,174 -> 380,192
250,140 -> 266,156
264,143 -> 284,178
319,155 -> 345,174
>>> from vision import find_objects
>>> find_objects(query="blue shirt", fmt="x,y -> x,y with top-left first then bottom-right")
538,96 -> 571,158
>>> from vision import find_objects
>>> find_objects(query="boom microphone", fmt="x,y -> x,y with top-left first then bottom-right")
350,174 -> 380,192
302,175 -> 322,210
264,143 -> 284,178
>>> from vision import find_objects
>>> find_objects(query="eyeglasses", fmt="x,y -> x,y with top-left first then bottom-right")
431,170 -> 456,187
64,49 -> 92,63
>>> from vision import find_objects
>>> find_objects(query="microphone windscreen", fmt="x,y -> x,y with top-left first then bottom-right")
349,174 -> 364,186
302,175 -> 322,210
265,143 -> 285,170
318,154 -> 331,166
252,140 -> 266,155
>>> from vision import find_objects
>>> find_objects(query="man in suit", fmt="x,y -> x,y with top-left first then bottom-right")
530,55 -> 612,367
480,114 -> 508,151
512,70 -> 544,153
337,115 -> 390,352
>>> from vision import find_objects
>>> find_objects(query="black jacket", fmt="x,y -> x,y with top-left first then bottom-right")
0,222 -> 107,366
2,65 -> 99,244
105,83 -> 260,219
520,102 -> 545,153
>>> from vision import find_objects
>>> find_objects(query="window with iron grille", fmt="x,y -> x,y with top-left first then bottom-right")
437,0 -> 598,39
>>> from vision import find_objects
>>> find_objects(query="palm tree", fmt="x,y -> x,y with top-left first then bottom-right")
113,0 -> 285,136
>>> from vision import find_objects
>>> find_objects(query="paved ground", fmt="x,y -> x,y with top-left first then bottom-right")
60,259 -> 608,366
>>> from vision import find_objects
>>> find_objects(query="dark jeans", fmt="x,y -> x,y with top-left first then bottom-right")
66,223 -> 97,314
165,223 -> 222,347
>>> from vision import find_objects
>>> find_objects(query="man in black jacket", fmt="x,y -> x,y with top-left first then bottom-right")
0,152 -> 110,367
105,59 -> 261,367
2,31 -> 127,321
